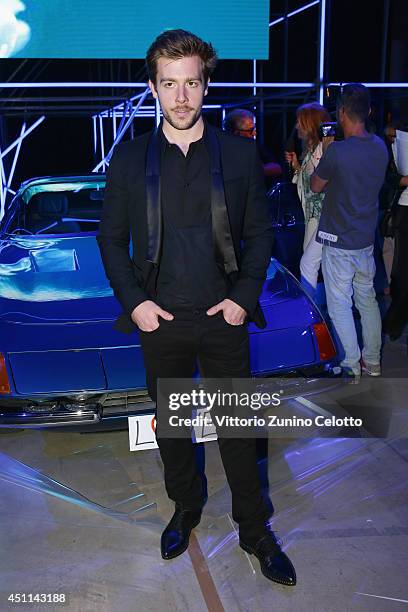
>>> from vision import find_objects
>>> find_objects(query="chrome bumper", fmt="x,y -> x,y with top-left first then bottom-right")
0,363 -> 340,429
0,390 -> 155,428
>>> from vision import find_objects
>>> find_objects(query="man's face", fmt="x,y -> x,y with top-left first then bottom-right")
149,55 -> 208,131
236,116 -> 256,139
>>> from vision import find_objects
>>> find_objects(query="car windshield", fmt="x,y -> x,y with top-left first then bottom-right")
5,181 -> 106,235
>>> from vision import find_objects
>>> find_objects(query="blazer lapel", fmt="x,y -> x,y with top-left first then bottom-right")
206,125 -> 238,274
145,127 -> 162,265
144,122 -> 238,275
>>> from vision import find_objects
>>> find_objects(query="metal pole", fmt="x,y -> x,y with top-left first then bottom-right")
318,0 -> 327,105
6,121 -> 26,189
0,116 -> 45,159
259,63 -> 265,146
92,115 -> 97,157
381,0 -> 391,81
93,87 -> 150,171
283,0 -> 289,145
112,109 -> 117,140
98,115 -> 105,172
380,0 -> 391,129
0,151 -> 6,219
155,96 -> 161,127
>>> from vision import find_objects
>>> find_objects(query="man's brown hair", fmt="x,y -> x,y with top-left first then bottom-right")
146,29 -> 217,85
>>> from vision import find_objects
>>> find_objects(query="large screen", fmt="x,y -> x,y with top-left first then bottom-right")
1,0 -> 269,60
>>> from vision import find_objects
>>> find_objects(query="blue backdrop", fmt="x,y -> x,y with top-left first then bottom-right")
7,0 -> 269,60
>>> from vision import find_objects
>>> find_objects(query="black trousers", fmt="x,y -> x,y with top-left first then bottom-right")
139,309 -> 270,542
383,206 -> 408,337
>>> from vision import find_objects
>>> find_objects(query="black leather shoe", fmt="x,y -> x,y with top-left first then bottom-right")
240,533 -> 296,586
161,506 -> 202,560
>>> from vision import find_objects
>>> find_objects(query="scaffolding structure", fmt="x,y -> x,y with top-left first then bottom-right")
0,0 -> 406,203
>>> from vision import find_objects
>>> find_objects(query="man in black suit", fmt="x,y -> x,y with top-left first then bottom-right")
97,29 -> 296,586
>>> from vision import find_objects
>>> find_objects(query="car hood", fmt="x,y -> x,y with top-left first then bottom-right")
0,235 -> 112,303
0,235 -> 303,322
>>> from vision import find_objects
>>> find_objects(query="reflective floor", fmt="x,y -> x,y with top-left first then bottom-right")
0,334 -> 407,612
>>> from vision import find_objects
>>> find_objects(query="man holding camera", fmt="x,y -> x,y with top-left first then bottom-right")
311,83 -> 388,380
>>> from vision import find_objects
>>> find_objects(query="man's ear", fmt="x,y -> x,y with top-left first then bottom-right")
148,79 -> 158,99
204,77 -> 210,97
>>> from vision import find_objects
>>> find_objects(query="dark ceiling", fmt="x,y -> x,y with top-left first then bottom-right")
0,0 -> 406,185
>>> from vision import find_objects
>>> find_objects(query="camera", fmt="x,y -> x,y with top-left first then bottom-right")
319,122 -> 338,139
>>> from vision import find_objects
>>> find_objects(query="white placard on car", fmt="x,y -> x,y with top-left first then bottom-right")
128,413 -> 158,451
128,410 -> 218,451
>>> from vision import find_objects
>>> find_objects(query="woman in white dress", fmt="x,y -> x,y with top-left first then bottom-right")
285,102 -> 331,299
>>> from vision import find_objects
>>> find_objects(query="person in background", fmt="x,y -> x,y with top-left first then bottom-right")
223,109 -> 282,188
310,83 -> 388,380
376,123 -> 400,295
382,125 -> 408,340
284,102 -> 331,299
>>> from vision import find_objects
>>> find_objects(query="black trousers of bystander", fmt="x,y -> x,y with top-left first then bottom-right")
383,206 -> 408,339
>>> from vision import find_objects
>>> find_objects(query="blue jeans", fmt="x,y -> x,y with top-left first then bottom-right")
322,245 -> 382,373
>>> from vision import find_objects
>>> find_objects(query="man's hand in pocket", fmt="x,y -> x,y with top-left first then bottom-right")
131,300 -> 174,332
206,299 -> 246,325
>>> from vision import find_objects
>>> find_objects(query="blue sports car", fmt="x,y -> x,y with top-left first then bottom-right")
0,175 -> 337,428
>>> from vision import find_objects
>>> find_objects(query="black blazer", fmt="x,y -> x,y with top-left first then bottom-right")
97,122 -> 273,334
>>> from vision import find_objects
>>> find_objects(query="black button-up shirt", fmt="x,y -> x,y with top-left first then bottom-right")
156,124 -> 228,310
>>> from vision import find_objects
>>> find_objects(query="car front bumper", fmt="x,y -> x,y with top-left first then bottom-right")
0,390 -> 154,428
0,361 -> 340,429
